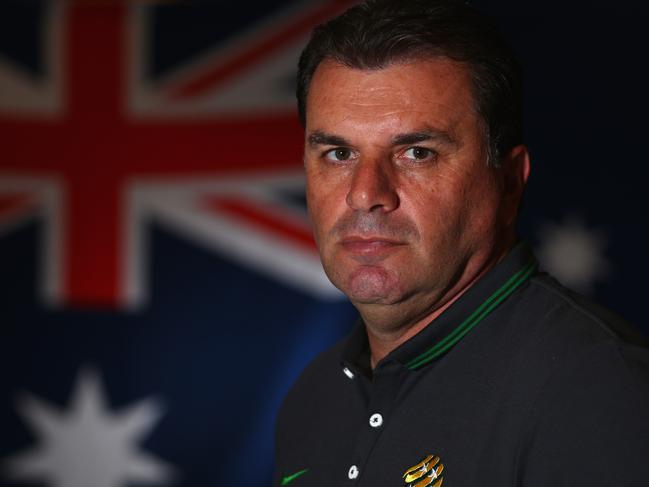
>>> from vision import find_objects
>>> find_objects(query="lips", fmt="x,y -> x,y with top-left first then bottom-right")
338,236 -> 405,261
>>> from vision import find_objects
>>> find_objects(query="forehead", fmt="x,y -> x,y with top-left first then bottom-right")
305,58 -> 478,135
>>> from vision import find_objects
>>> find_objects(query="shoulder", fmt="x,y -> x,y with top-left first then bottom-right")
275,336 -> 348,436
274,336 -> 358,472
512,274 -> 649,483
283,337 -> 347,402
516,272 -> 649,359
509,272 -> 649,397
521,272 -> 649,402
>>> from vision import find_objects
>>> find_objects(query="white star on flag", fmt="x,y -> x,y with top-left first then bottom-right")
537,215 -> 611,294
3,367 -> 175,487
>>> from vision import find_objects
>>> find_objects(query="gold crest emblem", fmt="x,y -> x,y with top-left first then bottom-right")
403,454 -> 444,487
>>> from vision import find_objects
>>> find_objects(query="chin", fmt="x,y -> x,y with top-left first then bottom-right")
339,266 -> 402,305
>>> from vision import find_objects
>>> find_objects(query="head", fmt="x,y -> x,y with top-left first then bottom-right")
300,0 -> 530,329
297,0 -> 523,167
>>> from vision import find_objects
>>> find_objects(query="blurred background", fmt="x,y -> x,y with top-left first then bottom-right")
0,1 -> 647,486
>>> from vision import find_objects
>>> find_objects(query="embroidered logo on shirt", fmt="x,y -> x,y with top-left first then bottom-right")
403,454 -> 444,486
280,468 -> 309,485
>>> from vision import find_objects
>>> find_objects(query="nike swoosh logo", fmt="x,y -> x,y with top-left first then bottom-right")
281,468 -> 309,485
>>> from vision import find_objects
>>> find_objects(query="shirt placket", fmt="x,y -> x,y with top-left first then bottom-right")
343,360 -> 403,485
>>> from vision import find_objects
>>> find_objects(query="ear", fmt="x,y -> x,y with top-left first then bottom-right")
499,144 -> 531,227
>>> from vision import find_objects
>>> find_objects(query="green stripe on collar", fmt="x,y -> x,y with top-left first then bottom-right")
407,260 -> 537,370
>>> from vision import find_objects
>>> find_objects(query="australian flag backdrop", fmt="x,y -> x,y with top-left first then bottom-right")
0,1 -> 647,486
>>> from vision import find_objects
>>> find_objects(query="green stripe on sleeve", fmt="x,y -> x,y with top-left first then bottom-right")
281,468 -> 309,485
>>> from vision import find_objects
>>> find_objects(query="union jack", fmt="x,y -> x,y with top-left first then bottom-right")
0,1 -> 353,309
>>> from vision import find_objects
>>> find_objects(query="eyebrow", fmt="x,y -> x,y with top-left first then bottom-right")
392,129 -> 456,147
307,128 -> 456,148
307,131 -> 350,147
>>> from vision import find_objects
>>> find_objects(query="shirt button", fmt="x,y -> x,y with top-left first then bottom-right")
369,413 -> 383,428
348,465 -> 359,479
342,367 -> 355,379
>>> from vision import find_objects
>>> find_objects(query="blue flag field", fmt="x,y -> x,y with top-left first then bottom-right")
0,1 -> 647,486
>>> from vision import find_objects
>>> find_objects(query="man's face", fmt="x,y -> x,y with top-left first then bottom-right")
305,58 -> 521,311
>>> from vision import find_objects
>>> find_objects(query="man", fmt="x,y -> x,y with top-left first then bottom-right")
275,1 -> 649,486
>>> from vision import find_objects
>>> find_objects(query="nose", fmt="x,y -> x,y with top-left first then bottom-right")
346,157 -> 399,213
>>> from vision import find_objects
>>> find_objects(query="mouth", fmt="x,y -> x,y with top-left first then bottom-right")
338,236 -> 405,260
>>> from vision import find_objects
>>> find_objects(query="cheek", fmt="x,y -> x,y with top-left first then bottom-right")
449,175 -> 503,243
306,176 -> 344,244
306,189 -> 325,242
404,178 -> 455,225
405,176 -> 477,242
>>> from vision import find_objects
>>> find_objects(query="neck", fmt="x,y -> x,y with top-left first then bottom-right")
366,295 -> 457,369
361,239 -> 514,368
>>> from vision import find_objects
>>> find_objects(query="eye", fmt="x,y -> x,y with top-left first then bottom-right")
403,147 -> 435,161
324,147 -> 354,162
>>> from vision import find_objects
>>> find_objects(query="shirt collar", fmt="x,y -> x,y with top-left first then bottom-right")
341,241 -> 538,374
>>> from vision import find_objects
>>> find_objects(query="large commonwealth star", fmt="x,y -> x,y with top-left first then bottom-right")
3,368 -> 174,487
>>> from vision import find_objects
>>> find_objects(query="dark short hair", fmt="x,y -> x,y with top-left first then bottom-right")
296,0 -> 523,166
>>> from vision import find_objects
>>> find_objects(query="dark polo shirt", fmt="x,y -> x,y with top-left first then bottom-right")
274,243 -> 649,487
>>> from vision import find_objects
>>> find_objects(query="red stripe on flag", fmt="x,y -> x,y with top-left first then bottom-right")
203,196 -> 317,252
64,3 -> 125,307
166,0 -> 355,99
